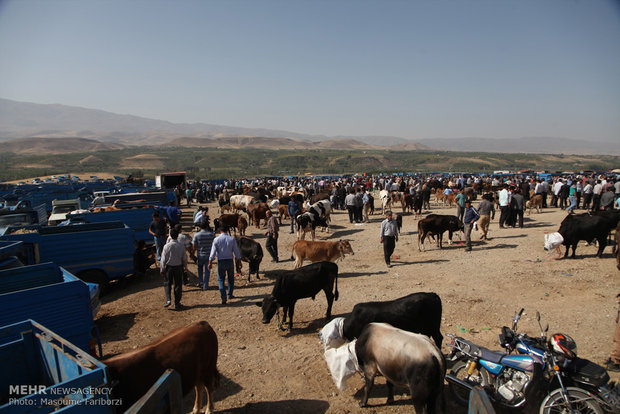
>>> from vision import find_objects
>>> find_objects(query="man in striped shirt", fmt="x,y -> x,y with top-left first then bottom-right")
192,219 -> 215,291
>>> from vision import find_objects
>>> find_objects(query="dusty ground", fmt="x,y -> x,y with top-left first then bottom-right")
96,196 -> 619,413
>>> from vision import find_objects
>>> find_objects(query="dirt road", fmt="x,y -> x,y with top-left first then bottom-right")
97,197 -> 619,413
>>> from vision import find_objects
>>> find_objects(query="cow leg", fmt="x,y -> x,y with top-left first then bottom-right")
438,234 -> 443,249
386,381 -> 395,404
571,244 -> 577,258
447,230 -> 453,245
360,370 -> 377,407
597,238 -> 607,258
324,288 -> 334,320
204,384 -> 214,414
192,384 -> 203,414
287,304 -> 295,331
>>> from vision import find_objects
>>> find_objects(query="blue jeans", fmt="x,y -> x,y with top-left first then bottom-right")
197,256 -> 209,289
154,236 -> 166,261
568,195 -> 577,212
217,259 -> 235,300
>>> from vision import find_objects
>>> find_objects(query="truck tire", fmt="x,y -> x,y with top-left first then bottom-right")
78,270 -> 110,296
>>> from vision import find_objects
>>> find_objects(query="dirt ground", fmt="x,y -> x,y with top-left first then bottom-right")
96,196 -> 619,413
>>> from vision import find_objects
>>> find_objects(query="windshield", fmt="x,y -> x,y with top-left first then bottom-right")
0,214 -> 30,226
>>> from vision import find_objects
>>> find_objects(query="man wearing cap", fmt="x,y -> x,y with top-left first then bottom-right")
208,225 -> 242,305
379,210 -> 399,268
160,228 -> 188,310
265,209 -> 279,262
463,199 -> 480,251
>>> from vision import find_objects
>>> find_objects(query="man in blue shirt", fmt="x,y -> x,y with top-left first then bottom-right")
463,199 -> 480,252
288,198 -> 300,234
165,201 -> 182,227
191,219 -> 215,291
208,225 -> 242,305
148,211 -> 167,261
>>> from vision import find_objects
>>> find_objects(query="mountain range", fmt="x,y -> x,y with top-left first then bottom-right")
0,98 -> 617,155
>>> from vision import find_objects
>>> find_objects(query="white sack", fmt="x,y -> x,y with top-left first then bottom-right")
324,341 -> 359,390
544,232 -> 564,251
318,317 -> 346,351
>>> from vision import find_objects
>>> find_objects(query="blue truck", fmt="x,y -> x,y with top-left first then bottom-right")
0,222 -> 135,290
65,206 -> 158,243
0,262 -> 101,356
0,320 -> 184,413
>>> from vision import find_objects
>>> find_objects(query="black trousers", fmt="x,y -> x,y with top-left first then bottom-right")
164,265 -> 183,305
499,205 -> 510,227
347,206 -> 356,223
266,233 -> 278,261
383,236 -> 396,265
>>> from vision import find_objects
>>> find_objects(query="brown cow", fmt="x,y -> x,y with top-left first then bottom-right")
526,194 -> 543,215
104,321 -> 219,414
278,204 -> 290,225
215,213 -> 240,235
238,216 -> 248,236
291,239 -> 354,268
247,203 -> 270,228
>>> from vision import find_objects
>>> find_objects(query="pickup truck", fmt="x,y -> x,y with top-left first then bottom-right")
0,203 -> 47,228
0,221 -> 135,291
0,320 -> 183,413
0,320 -> 112,412
65,205 -> 159,243
0,262 -> 101,355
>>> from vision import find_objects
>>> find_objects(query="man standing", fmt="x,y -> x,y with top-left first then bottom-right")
511,188 -> 525,228
362,189 -> 371,223
265,209 -> 279,262
288,197 -> 299,234
345,190 -> 357,223
477,193 -> 495,240
149,211 -> 167,262
191,219 -> 215,290
379,210 -> 399,268
583,180 -> 593,210
208,225 -> 242,305
455,189 -> 467,224
160,228 -> 188,310
592,180 -> 603,211
463,199 -> 480,252
165,201 -> 182,227
498,185 -> 511,228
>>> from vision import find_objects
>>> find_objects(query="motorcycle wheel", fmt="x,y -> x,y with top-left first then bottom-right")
448,360 -> 491,407
539,387 -> 604,414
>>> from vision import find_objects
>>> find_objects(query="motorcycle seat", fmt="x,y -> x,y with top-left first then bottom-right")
456,337 -> 507,364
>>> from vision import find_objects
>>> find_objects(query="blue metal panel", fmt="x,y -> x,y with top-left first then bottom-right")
0,264 -> 95,353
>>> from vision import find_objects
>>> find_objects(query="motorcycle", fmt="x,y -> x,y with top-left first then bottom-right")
446,308 -> 618,413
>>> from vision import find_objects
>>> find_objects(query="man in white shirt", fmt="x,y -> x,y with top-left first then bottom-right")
498,185 -> 511,228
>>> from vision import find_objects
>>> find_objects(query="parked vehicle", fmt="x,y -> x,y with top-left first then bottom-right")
0,320 -> 112,412
0,221 -> 136,291
48,198 -> 83,225
0,262 -> 101,355
446,309 -> 617,413
0,203 -> 47,228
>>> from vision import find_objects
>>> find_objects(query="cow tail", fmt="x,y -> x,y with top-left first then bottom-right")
290,246 -> 295,261
334,275 -> 339,301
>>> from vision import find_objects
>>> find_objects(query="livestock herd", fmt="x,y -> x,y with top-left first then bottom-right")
103,176 -> 620,413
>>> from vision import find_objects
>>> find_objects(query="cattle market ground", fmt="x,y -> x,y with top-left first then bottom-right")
97,198 -> 619,414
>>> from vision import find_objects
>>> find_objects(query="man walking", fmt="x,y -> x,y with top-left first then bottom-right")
191,219 -> 215,290
149,211 -> 167,262
498,185 -> 511,228
288,197 -> 299,234
455,189 -> 467,224
463,200 -> 480,252
379,210 -> 399,268
477,193 -> 495,240
160,228 -> 188,310
265,209 -> 279,262
208,225 -> 242,305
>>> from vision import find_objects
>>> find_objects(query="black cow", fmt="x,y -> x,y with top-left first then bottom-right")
235,236 -> 263,281
412,193 -> 423,218
558,212 -> 617,258
279,194 -> 304,206
395,213 -> 403,232
256,261 -> 339,331
342,292 -> 443,348
417,214 -> 463,251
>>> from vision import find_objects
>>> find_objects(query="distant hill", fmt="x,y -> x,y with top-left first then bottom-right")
416,137 -> 620,155
3,137 -> 125,154
1,98 -> 617,155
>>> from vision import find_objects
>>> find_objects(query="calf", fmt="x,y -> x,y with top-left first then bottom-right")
379,190 -> 391,214
214,213 -> 240,235
527,194 -> 543,215
291,239 -> 354,268
391,191 -> 406,213
277,204 -> 289,225
235,236 -> 263,281
418,214 -> 463,251
356,323 -> 445,412
104,321 -> 219,414
412,193 -> 423,218
342,292 -> 443,348
395,213 -> 403,232
558,212 -> 616,258
237,216 -> 248,236
296,199 -> 332,240
256,261 -> 339,331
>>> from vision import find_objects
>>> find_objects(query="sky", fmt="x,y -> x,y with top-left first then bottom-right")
0,0 -> 619,142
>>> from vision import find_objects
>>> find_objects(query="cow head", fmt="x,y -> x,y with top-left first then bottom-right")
339,240 -> 354,256
256,294 -> 279,324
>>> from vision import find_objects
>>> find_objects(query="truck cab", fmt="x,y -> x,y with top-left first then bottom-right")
48,198 -> 82,225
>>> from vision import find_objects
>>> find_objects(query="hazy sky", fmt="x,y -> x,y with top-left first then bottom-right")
0,0 -> 618,141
